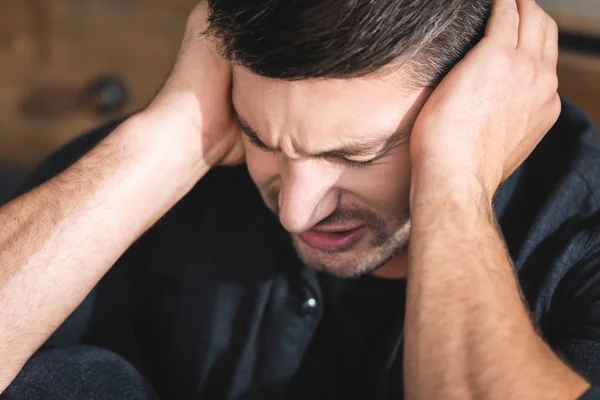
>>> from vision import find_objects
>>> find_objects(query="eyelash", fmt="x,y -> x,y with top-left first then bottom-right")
340,158 -> 375,168
248,136 -> 375,168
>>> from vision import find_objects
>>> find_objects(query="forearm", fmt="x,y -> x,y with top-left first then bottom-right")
404,179 -> 589,400
0,111 -> 211,391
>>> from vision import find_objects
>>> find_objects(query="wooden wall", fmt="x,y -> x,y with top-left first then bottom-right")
0,0 -> 599,167
0,0 -> 194,166
540,0 -> 600,36
558,52 -> 600,129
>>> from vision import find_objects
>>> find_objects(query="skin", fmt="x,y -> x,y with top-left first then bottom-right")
0,0 -> 592,398
405,0 -> 589,398
233,69 -> 427,278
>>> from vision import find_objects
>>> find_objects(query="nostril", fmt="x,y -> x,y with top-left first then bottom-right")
276,190 -> 283,215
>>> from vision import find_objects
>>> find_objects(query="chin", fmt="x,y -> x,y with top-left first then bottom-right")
291,231 -> 410,279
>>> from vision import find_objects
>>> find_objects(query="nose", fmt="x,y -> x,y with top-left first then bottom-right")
278,160 -> 340,233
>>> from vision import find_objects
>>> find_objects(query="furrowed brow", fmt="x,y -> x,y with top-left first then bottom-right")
304,124 -> 411,159
236,113 -> 411,158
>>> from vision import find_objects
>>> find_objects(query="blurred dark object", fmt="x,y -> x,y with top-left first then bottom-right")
0,165 -> 27,205
540,1 -> 600,125
80,75 -> 129,115
18,76 -> 129,120
540,0 -> 600,39
560,32 -> 600,56
557,49 -> 600,128
0,0 -> 195,167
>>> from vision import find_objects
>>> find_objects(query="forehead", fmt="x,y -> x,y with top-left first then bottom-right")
231,67 -> 428,145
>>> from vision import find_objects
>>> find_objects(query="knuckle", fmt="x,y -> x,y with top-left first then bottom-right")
547,16 -> 558,32
528,1 -> 549,21
539,67 -> 559,93
546,17 -> 559,39
547,94 -> 562,127
553,95 -> 562,117
534,7 -> 549,24
549,73 -> 559,92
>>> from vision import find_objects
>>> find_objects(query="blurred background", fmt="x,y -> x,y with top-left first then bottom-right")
0,0 -> 598,200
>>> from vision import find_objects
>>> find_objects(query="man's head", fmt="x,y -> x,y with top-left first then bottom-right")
207,0 -> 491,278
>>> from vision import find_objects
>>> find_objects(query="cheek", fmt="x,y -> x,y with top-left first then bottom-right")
341,147 -> 411,213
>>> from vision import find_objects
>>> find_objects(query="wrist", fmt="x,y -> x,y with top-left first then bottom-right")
108,112 -> 215,205
409,167 -> 497,239
410,164 -> 492,210
134,102 -> 226,171
144,92 -> 239,169
410,124 -> 502,208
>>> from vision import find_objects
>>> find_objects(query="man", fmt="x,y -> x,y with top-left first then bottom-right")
1,0 -> 600,398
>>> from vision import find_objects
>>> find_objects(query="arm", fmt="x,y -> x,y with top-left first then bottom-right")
405,179 -> 589,399
404,0 -> 591,398
0,3 -> 242,392
0,115 -> 201,389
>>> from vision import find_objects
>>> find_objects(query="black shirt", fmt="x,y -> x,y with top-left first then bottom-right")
13,100 -> 600,399
289,275 -> 407,399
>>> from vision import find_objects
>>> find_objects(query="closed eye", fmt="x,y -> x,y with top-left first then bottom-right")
338,158 -> 376,168
248,135 -> 378,168
241,119 -> 382,168
246,132 -> 280,154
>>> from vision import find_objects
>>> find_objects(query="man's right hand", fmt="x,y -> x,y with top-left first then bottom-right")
0,2 -> 241,393
144,1 -> 244,167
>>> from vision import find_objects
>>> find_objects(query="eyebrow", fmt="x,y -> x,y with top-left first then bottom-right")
235,113 -> 411,159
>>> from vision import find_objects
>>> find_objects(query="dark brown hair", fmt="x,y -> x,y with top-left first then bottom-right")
206,0 -> 492,86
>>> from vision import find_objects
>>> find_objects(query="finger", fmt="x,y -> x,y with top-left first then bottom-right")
516,0 -> 548,58
485,0 -> 520,48
543,16 -> 559,67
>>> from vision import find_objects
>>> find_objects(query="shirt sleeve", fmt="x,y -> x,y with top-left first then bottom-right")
580,387 -> 600,399
543,233 -> 600,385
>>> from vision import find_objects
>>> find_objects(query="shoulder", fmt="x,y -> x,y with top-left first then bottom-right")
580,387 -> 600,400
497,101 -> 600,328
513,99 -> 600,203
497,100 -> 600,263
522,211 -> 600,383
543,100 -> 600,200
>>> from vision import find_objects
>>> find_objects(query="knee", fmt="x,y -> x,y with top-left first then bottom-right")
2,346 -> 158,400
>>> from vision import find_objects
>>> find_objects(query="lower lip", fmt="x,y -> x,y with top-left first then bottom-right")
299,226 -> 366,252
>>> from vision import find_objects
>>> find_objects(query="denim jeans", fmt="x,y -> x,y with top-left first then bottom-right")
1,346 -> 159,400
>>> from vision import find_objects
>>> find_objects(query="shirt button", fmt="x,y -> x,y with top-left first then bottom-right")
302,297 -> 318,313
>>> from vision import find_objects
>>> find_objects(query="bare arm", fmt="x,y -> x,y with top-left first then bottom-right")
404,0 -> 591,398
0,114 -> 205,390
405,179 -> 589,399
0,2 -> 242,392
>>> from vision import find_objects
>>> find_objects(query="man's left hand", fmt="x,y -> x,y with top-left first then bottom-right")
410,0 -> 560,207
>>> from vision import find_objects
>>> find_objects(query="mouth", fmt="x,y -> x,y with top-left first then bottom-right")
299,224 -> 367,252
